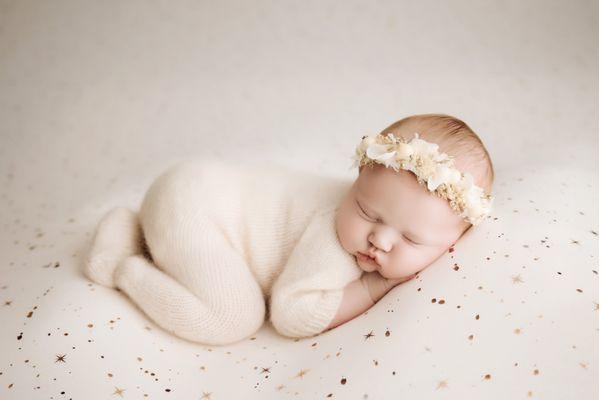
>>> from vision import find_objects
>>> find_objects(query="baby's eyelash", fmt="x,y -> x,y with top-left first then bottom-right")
356,200 -> 376,220
404,236 -> 421,245
356,199 -> 422,245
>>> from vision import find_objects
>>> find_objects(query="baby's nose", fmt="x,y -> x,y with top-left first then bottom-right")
368,234 -> 392,253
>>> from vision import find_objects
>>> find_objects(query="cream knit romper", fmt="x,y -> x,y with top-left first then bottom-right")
88,159 -> 363,345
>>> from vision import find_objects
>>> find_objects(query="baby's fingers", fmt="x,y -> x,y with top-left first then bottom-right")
385,273 -> 416,287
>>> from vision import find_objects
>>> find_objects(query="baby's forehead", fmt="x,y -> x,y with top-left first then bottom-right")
356,165 -> 462,228
357,164 -> 421,196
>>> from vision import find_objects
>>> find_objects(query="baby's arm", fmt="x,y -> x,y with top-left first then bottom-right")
325,272 -> 415,331
268,207 -> 363,338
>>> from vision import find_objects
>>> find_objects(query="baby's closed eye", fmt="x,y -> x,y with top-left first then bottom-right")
356,199 -> 423,246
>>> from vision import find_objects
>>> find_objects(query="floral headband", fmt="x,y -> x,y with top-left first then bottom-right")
350,132 -> 494,225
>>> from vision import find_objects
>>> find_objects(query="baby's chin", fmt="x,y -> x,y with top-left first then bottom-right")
360,263 -> 379,273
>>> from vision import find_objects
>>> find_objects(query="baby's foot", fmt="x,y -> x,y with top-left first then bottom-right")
84,207 -> 143,288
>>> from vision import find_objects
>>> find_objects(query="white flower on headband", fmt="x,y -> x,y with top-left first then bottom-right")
350,132 -> 494,225
366,143 -> 397,167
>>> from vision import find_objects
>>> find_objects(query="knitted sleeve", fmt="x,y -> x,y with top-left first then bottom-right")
268,205 -> 364,339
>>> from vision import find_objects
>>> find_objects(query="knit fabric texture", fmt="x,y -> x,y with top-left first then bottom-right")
132,158 -> 363,340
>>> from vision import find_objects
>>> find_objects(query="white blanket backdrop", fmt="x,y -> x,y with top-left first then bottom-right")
1,1 -> 598,398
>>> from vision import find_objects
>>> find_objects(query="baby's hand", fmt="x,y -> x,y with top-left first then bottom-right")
361,272 -> 416,303
383,273 -> 417,289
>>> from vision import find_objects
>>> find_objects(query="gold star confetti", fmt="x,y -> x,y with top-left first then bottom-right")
436,380 -> 449,389
200,392 -> 212,399
514,328 -> 522,335
294,369 -> 309,379
42,261 -> 60,268
363,331 -> 375,340
112,387 -> 126,397
55,354 -> 66,363
511,274 -> 524,284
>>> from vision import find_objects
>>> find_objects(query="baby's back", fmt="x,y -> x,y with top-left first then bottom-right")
138,158 -> 352,296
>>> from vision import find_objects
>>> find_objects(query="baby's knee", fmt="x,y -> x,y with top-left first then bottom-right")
200,298 -> 267,345
228,294 -> 266,335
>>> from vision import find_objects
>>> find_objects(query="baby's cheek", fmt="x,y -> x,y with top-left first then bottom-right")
389,248 -> 424,275
335,212 -> 353,248
337,213 -> 363,249
405,250 -> 437,275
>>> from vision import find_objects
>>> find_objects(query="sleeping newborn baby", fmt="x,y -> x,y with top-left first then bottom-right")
83,113 -> 494,346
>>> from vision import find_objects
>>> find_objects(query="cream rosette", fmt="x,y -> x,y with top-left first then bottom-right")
350,132 -> 494,225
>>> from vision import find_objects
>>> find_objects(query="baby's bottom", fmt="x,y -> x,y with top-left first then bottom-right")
110,208 -> 266,346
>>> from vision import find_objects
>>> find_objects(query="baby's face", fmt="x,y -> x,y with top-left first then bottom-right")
335,163 -> 469,280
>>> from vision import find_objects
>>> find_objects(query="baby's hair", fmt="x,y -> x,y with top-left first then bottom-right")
360,113 -> 495,196
359,113 -> 495,235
